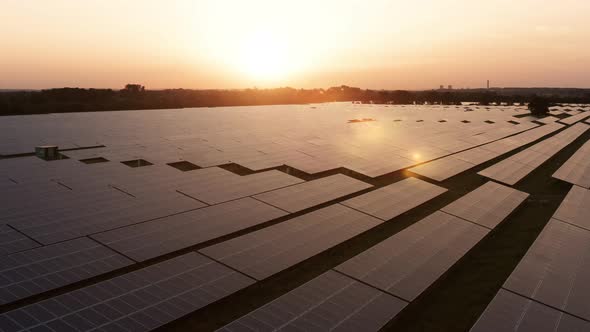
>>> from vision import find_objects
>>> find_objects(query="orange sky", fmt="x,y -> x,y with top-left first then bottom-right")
2,0 -> 590,90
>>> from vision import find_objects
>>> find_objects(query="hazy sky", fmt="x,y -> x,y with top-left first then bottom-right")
2,0 -> 590,90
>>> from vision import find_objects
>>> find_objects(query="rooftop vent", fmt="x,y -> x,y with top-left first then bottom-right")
35,145 -> 59,160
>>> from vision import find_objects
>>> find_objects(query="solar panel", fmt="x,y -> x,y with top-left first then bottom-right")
411,122 -> 568,182
553,140 -> 590,188
1,104 -> 583,331
441,181 -> 529,229
341,156 -> 416,178
558,112 -> 590,125
552,185 -> 590,230
409,157 -> 474,182
230,150 -> 319,171
92,197 -> 286,262
477,159 -> 536,185
453,147 -> 499,164
342,177 -> 447,220
0,237 -> 132,305
220,271 -> 407,332
509,122 -> 565,145
0,225 -> 39,256
503,219 -> 590,321
11,192 -> 206,245
536,115 -> 560,124
177,169 -> 303,205
0,252 -> 254,332
253,174 -> 372,213
397,145 -> 450,163
479,140 -> 520,155
280,156 -> 340,174
200,204 -> 382,280
335,211 -> 488,301
479,123 -> 589,185
470,290 -> 590,332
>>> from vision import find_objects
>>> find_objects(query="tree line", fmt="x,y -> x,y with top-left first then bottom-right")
1,85 -> 589,116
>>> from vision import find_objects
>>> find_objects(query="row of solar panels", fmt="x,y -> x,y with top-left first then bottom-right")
220,181 -> 528,331
412,121 -> 590,184
0,103 -> 546,156
553,139 -> 590,189
0,107 -> 586,331
479,123 -> 589,185
0,173 -> 390,307
409,122 -> 566,181
471,185 -> 590,331
7,104 -> 579,186
0,180 -> 529,331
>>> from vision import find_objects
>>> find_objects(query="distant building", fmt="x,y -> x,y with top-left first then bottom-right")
448,85 -> 453,90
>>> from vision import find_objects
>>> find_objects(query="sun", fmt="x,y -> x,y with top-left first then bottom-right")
237,31 -> 291,81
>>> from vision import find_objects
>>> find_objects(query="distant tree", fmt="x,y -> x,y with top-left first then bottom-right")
528,96 -> 550,117
479,93 -> 493,106
3,85 -> 590,117
122,84 -> 145,93
391,90 -> 413,104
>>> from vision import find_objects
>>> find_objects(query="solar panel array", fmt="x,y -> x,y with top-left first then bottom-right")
471,290 -> 590,332
503,219 -> 590,321
253,174 -> 372,213
552,185 -> 590,230
558,111 -> 590,125
0,225 -> 39,256
0,253 -> 255,332
441,181 -> 529,229
10,191 -> 204,245
410,122 -> 565,181
553,140 -> 590,188
336,183 -> 523,301
92,197 -> 287,262
177,169 -> 303,205
221,181 -> 527,331
472,192 -> 590,331
335,211 -> 488,301
0,237 -> 132,305
0,104 -> 545,174
479,123 -> 589,185
0,103 -> 587,331
342,177 -> 447,220
200,204 -> 383,280
220,271 -> 407,332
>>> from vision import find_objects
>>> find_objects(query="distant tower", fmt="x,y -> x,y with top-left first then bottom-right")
448,85 -> 453,90
440,85 -> 444,90
487,80 -> 490,89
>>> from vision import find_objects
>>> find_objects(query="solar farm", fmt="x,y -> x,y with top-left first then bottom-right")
0,103 -> 589,331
